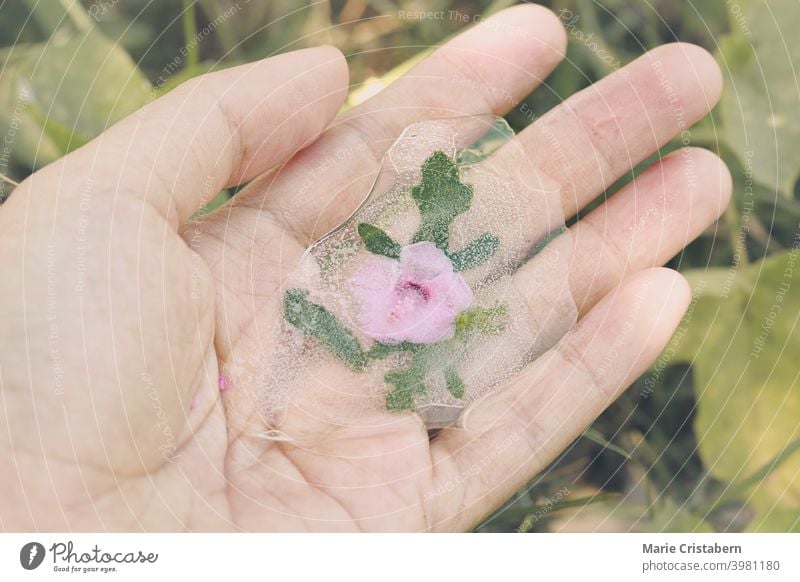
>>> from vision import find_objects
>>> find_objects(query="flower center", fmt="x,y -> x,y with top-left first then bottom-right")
398,279 -> 431,301
387,279 -> 432,324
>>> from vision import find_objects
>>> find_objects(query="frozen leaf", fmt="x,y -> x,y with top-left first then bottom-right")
385,357 -> 427,411
357,222 -> 401,259
444,368 -> 465,399
411,151 -> 473,250
365,341 -> 415,360
283,289 -> 368,371
455,303 -> 508,336
238,117 -> 577,438
449,232 -> 500,272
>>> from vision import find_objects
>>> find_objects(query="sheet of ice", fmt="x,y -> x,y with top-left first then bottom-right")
230,116 -> 578,442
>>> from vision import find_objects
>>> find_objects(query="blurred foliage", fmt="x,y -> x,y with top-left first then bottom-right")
718,0 -> 800,198
1,0 -> 798,532
676,252 -> 800,531
0,28 -> 151,169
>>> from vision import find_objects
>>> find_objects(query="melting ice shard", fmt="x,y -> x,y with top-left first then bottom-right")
234,116 -> 578,440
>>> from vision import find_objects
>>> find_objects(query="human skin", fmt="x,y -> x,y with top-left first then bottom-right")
0,5 -> 730,531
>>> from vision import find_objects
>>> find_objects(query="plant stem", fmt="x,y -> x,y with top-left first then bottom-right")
182,0 -> 199,74
583,427 -> 632,460
725,200 -> 749,267
0,173 -> 20,187
575,0 -> 622,76
503,492 -> 620,525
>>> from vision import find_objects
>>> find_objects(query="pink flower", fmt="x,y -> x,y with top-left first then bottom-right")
350,242 -> 473,344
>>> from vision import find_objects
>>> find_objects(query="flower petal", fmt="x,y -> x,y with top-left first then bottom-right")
350,242 -> 474,345
399,300 -> 459,344
350,255 -> 399,297
428,272 -> 474,314
400,241 -> 454,280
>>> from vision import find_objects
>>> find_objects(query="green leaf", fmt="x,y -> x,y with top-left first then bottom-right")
411,151 -> 473,251
699,433 -> 800,516
718,0 -> 800,197
283,289 -> 368,371
366,342 -> 399,360
383,341 -> 466,410
385,362 -> 426,411
448,233 -> 500,272
22,0 -> 92,36
671,252 -> 800,527
649,497 -> 715,533
26,106 -> 89,153
365,341 -> 417,360
0,73 -> 61,169
0,29 -> 152,170
357,223 -> 401,259
444,368 -> 465,399
455,302 -> 508,336
746,509 -> 800,533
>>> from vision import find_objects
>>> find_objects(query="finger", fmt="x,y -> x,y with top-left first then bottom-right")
0,47 -> 347,501
195,5 -> 567,356
443,147 -> 729,402
428,267 -> 691,530
249,4 -> 567,242
494,42 -> 723,217
20,46 -> 348,227
555,146 -> 731,314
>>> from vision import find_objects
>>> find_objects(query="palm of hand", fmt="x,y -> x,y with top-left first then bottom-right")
0,6 -> 730,532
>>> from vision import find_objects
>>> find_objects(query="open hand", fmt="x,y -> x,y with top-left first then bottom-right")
0,5 -> 730,531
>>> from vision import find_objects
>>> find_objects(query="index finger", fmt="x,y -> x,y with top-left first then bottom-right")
251,4 -> 568,242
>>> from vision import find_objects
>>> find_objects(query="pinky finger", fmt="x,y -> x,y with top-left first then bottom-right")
428,267 -> 691,530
